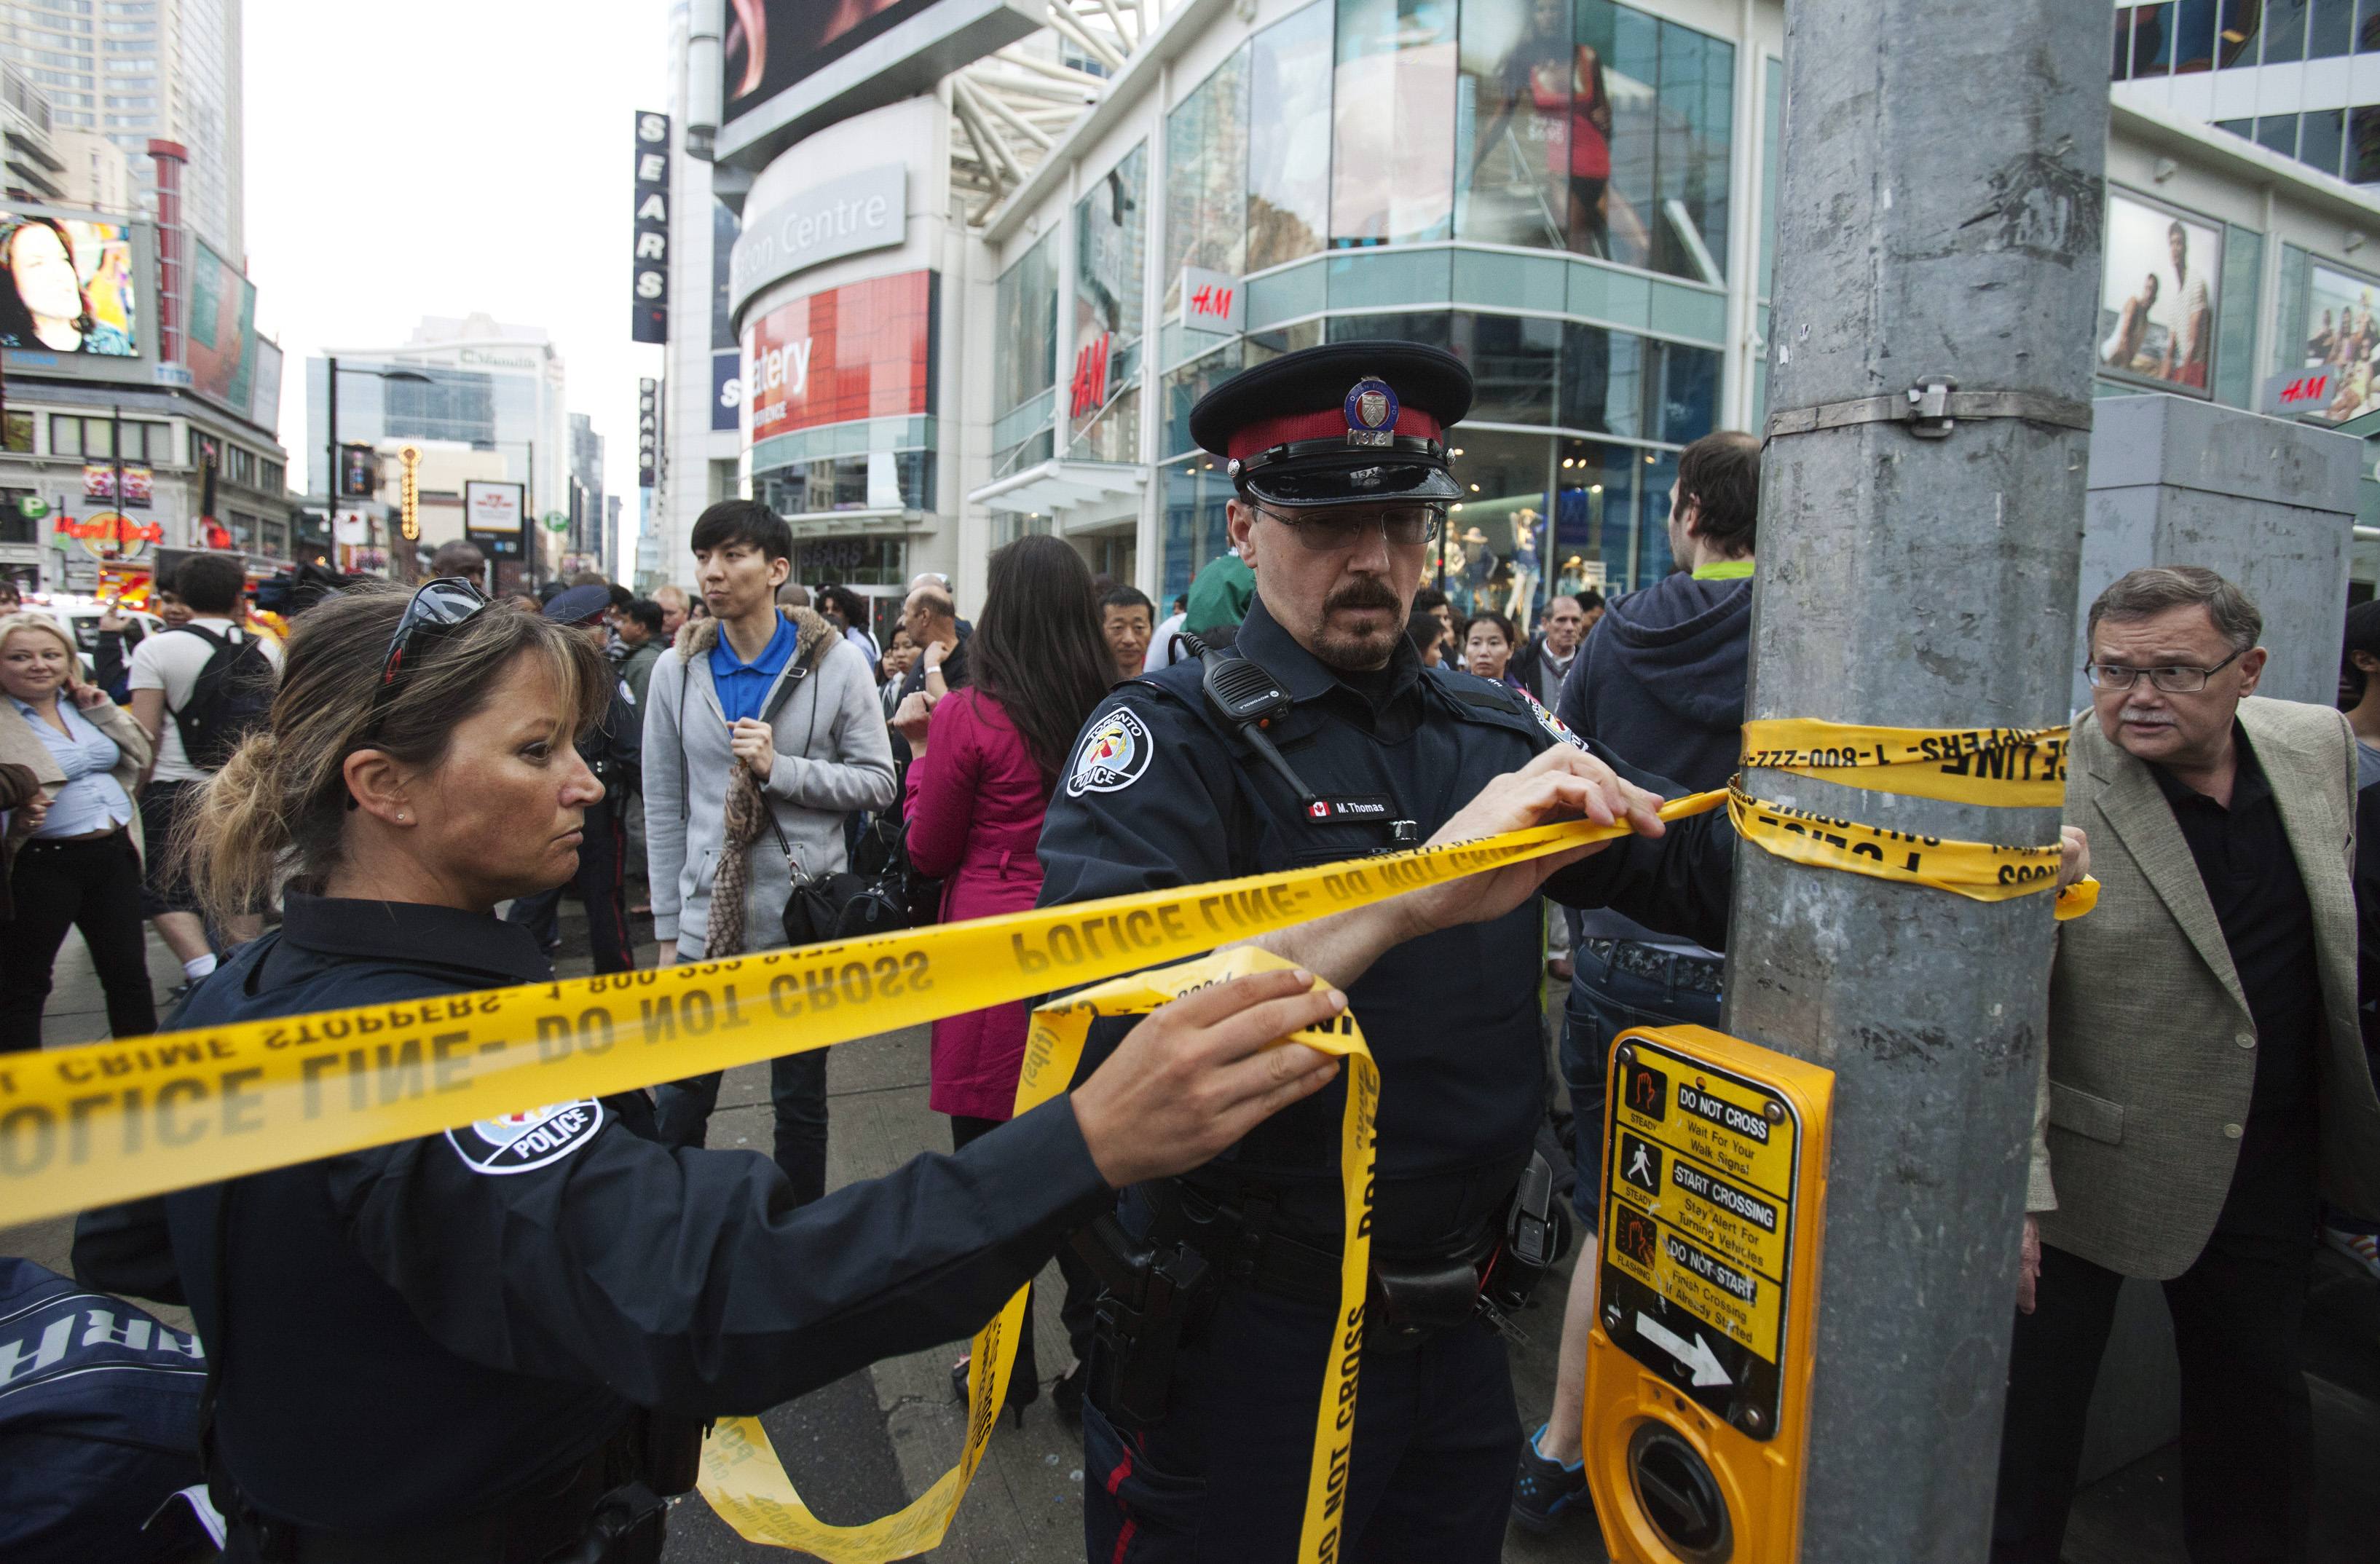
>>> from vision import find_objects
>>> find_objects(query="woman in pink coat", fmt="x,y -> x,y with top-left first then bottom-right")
890,534 -> 1116,1423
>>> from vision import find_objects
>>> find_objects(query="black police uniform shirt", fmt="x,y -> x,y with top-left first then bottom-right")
73,892 -> 1112,1533
1036,595 -> 1732,1257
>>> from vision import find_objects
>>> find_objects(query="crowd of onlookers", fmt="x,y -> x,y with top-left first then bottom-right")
8,431 -> 2380,1552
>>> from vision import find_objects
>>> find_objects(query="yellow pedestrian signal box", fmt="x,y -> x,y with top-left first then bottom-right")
1583,1024 -> 1834,1564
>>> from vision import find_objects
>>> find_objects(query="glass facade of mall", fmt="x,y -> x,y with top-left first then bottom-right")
990,0 -> 1766,613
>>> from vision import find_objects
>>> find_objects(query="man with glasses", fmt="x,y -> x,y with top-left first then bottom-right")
1036,341 -> 1735,1563
1993,566 -> 2380,1563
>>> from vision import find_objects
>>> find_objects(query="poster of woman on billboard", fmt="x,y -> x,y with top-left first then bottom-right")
0,211 -> 135,355
2295,261 -> 2380,424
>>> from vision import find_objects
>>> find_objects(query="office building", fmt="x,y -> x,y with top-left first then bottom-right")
0,0 -> 243,258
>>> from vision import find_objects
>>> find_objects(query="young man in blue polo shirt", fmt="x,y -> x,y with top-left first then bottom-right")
641,499 -> 897,1198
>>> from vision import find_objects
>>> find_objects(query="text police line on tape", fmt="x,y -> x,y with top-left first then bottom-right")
0,793 -> 1722,1229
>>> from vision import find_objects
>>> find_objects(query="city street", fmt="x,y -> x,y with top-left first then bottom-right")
12,904 -> 2377,1562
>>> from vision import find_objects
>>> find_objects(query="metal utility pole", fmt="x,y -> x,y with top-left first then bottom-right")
326,355 -> 341,564
1721,5 -> 2108,1561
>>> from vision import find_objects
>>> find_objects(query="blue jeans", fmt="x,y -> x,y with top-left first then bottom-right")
654,1050 -> 830,1205
1558,941 -> 1724,1231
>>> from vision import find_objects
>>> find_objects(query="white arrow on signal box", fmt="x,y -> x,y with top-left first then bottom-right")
1636,1312 -> 1733,1388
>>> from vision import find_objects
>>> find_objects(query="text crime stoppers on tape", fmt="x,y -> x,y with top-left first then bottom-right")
1733,718 -> 2099,920
1738,717 -> 2068,807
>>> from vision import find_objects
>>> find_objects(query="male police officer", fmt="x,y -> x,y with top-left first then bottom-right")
1036,342 -> 1733,1561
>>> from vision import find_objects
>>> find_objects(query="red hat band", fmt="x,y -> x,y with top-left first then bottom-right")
1226,406 -> 1444,462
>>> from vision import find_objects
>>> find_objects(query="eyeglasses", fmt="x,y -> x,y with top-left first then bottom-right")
2083,645 -> 2245,693
374,576 -> 490,705
1253,503 -> 1445,551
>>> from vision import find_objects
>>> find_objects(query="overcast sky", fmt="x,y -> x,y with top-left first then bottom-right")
243,0 -> 669,534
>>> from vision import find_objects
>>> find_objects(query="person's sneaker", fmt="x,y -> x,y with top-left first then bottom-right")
2323,1225 -> 2380,1281
1511,1421 -> 1591,1533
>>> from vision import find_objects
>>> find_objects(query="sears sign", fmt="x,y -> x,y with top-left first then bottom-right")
631,111 -> 671,344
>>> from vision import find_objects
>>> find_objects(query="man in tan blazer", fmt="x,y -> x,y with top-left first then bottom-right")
1994,567 -> 2380,1564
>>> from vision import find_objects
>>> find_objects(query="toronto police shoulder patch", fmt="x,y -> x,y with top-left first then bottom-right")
446,1099 -> 605,1176
1068,706 -> 1154,798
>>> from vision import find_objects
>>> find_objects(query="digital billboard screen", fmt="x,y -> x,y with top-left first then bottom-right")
185,237 -> 259,413
0,207 -> 136,356
744,269 -> 934,444
724,0 -> 939,123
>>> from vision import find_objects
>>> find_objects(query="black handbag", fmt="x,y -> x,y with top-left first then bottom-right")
852,810 -> 945,927
768,812 -> 918,949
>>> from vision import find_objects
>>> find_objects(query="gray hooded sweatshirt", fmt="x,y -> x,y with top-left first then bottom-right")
642,607 -> 897,958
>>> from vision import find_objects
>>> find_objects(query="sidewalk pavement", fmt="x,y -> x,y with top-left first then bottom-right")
8,904 -> 2375,1560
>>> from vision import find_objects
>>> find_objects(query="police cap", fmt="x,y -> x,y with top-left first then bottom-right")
1189,341 -> 1472,510
541,583 -> 613,627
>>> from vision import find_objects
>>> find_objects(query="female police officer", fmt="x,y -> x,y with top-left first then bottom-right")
73,579 -> 1347,1564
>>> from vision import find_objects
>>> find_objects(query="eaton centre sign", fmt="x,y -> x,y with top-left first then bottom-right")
728,164 -> 906,323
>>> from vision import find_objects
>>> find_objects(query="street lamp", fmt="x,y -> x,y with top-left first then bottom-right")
325,356 -> 431,574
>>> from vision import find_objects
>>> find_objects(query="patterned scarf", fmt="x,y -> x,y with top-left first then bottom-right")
697,607 -> 833,958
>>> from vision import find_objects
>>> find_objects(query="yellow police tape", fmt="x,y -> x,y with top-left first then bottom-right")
1734,718 -> 2096,918
1728,781 -> 2097,919
0,794 -> 1717,1229
1739,717 -> 2069,808
696,948 -> 1378,1563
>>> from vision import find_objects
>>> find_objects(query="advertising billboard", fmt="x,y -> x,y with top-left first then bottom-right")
184,237 -> 258,414
0,206 -> 137,356
2097,191 -> 2219,397
717,0 -> 1041,167
632,111 -> 670,344
463,479 -> 525,535
83,465 -> 152,508
743,269 -> 934,445
2283,261 -> 2380,423
248,339 -> 284,435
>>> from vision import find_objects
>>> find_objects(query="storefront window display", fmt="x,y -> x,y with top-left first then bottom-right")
1457,0 -> 1593,250
993,234 -> 1059,471
1572,1 -> 1733,280
1165,48 -> 1249,316
1446,0 -> 1731,277
1073,144 -> 1147,463
1438,427 -> 1550,626
1248,3 -> 1336,270
1546,435 -> 1676,596
1332,0 -> 1459,247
